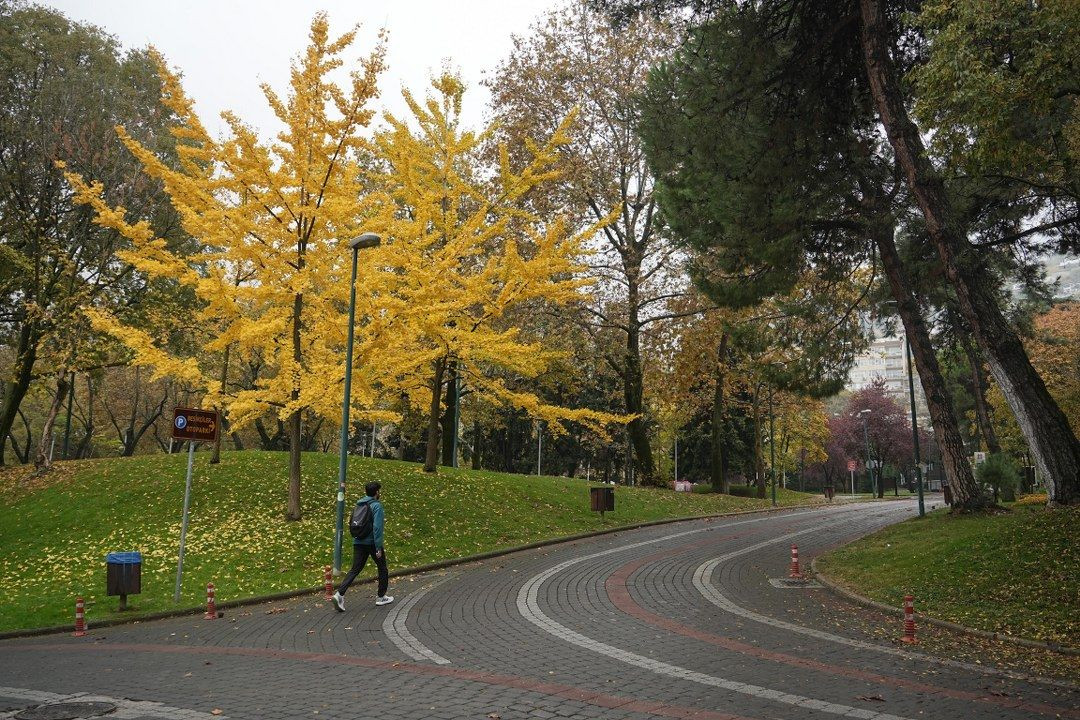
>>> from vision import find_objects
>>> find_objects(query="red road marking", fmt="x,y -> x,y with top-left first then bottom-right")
11,642 -> 756,720
605,545 -> 1079,719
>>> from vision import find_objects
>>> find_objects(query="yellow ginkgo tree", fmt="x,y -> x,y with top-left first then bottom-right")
64,15 -> 389,520
367,74 -> 625,472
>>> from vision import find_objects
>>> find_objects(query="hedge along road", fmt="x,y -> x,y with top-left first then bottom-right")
0,501 -> 1077,720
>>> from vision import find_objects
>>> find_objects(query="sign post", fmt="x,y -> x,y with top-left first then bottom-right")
171,407 -> 219,603
847,460 -> 858,498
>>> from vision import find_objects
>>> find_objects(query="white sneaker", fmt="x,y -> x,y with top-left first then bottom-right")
332,591 -> 345,612
375,595 -> 394,606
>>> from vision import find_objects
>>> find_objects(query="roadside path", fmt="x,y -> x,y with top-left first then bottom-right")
1,500 -> 1076,719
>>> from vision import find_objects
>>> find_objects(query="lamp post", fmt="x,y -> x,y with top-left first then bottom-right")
674,435 -> 679,485
334,232 -> 381,576
905,339 -> 925,516
451,375 -> 461,468
856,409 -> 873,497
769,386 -> 777,507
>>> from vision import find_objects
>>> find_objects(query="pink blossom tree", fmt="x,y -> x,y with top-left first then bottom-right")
835,379 -> 915,497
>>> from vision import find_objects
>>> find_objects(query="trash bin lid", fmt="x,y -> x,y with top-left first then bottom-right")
105,551 -> 142,564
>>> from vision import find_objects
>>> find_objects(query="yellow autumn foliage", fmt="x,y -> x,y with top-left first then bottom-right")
365,71 -> 625,437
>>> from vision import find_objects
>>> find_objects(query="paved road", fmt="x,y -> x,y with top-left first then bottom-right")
2,500 -> 1077,719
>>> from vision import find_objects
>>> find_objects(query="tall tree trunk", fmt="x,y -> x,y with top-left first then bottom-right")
424,356 -> 447,473
286,290 -> 304,521
0,321 -> 40,466
121,366 -> 141,457
859,0 -> 1080,504
624,286 -> 656,484
501,422 -> 512,472
874,217 -> 981,505
471,418 -> 481,470
34,370 -> 70,471
710,333 -> 729,493
74,374 -> 95,460
223,413 -> 244,451
211,345 -> 232,464
255,418 -> 285,450
9,408 -> 32,464
440,360 -> 458,467
962,339 -> 1002,455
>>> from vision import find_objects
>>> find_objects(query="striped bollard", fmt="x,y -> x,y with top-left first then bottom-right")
900,594 -> 917,644
204,582 -> 217,620
323,565 -> 334,601
789,544 -> 803,579
73,597 -> 87,637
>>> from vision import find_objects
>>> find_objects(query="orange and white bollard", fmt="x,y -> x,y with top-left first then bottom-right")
324,565 -> 334,601
204,582 -> 217,620
73,596 -> 86,637
789,544 -> 803,579
900,594 -> 917,644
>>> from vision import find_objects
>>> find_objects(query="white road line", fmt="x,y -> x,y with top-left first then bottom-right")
382,578 -> 451,665
516,511 -> 914,720
379,507 -> 830,667
692,513 -> 1077,688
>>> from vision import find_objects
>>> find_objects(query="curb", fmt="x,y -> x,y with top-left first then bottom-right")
810,557 -> 1080,657
1,501 -> 828,641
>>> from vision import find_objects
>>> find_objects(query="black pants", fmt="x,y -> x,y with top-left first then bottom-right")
337,544 -> 388,597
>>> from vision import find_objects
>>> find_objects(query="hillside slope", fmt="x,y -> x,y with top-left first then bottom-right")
0,450 -> 821,632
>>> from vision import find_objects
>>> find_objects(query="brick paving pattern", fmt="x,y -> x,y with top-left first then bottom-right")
1,500 -> 1076,719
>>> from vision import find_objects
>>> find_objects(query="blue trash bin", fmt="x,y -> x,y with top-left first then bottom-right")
106,551 -> 142,610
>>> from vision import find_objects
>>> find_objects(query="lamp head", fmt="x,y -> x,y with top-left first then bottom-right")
349,233 -> 381,250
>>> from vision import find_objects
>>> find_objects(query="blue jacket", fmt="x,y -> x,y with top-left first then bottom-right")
352,496 -> 384,548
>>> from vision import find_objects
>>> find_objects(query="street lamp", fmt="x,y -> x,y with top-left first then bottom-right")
334,232 -> 382,576
764,361 -> 787,507
769,386 -> 777,507
856,408 -> 874,497
905,339 -> 925,516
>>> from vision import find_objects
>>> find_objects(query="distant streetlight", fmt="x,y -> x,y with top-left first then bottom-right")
451,374 -> 461,468
769,386 -> 777,507
334,232 -> 382,576
765,361 -> 788,507
905,339 -> 925,516
674,435 -> 679,485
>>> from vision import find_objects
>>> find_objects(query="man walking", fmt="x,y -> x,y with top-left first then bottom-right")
332,481 -> 393,610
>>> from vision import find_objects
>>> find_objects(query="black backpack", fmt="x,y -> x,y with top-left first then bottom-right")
349,501 -> 373,539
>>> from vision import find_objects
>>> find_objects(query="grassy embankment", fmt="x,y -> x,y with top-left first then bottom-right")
0,450 -> 822,632
816,503 -> 1079,648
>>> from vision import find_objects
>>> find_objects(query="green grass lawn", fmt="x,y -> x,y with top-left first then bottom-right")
0,450 -> 821,632
816,504 -> 1079,647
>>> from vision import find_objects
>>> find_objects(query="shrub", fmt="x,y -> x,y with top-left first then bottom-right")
976,453 -> 1020,502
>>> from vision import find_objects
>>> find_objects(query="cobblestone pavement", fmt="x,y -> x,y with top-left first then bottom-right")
2,500 -> 1077,720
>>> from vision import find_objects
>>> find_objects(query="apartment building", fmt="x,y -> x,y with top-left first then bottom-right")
847,335 -> 931,425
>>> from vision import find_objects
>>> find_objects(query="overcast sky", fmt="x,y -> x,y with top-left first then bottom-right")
43,0 -> 562,138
